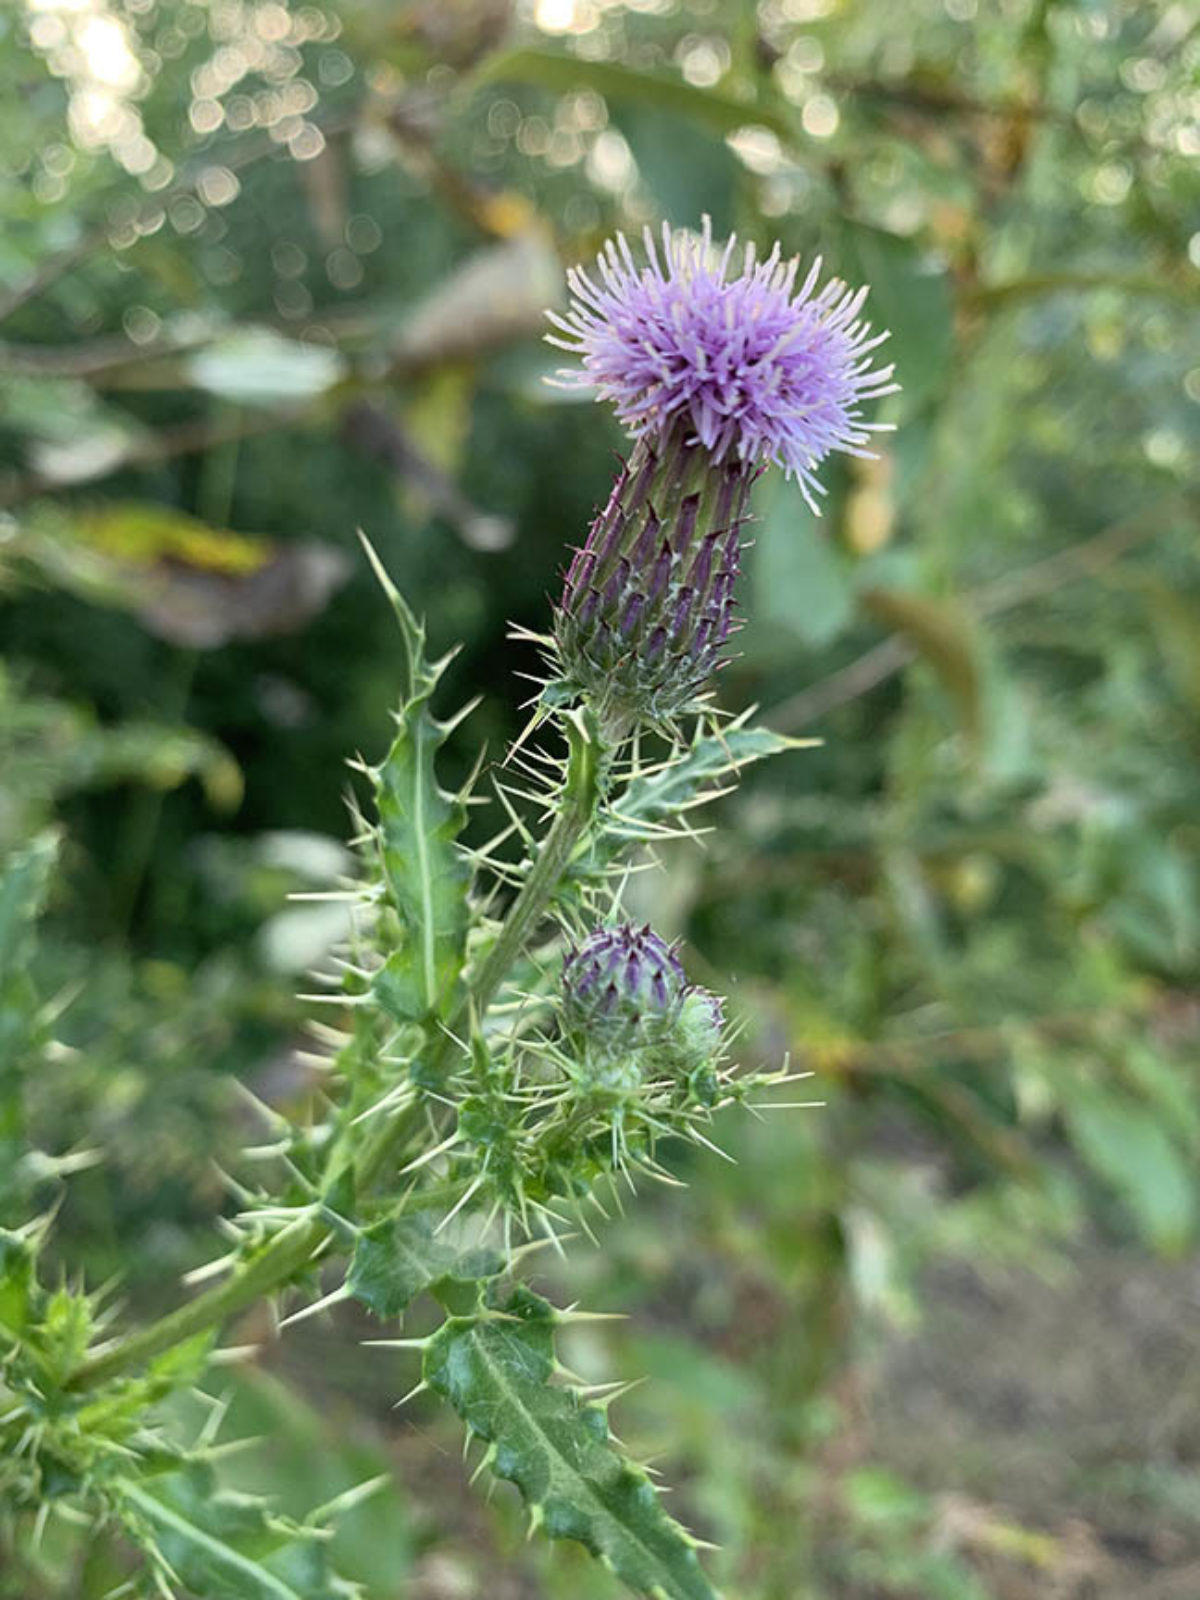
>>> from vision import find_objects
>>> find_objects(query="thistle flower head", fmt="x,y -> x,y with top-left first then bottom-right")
562,923 -> 688,1052
548,218 -> 898,512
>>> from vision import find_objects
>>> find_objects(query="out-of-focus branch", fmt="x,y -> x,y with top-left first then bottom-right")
767,493 -> 1193,733
0,229 -> 561,510
341,401 -> 514,550
966,272 -> 1198,310
822,72 -> 1063,126
0,327 -> 217,380
0,407 -> 310,509
0,110 -> 361,329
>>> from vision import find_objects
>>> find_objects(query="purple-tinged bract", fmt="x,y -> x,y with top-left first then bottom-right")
553,426 -> 752,728
548,219 -> 898,512
562,923 -> 688,1052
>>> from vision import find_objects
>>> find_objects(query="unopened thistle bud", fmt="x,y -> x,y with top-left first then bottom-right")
547,219 -> 897,727
562,922 -> 687,1054
555,428 -> 751,728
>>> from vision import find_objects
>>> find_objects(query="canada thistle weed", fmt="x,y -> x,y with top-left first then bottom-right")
0,221 -> 894,1599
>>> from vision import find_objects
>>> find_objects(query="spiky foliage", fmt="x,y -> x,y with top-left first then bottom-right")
353,539 -> 473,1032
0,1221 -> 367,1600
419,1283 -> 718,1600
1,550 -> 814,1600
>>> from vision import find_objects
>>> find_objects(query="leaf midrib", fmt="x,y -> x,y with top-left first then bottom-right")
470,1325 -> 715,1600
123,1483 -> 307,1600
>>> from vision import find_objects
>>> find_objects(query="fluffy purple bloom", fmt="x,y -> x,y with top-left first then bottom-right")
547,218 -> 898,511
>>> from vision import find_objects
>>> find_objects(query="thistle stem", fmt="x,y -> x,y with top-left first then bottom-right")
66,711 -> 607,1395
66,1213 -> 328,1393
463,711 -> 604,1017
353,707 -> 606,1185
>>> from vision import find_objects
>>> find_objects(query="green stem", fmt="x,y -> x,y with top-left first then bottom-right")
354,706 -> 605,1188
66,1213 -> 327,1393
462,713 -> 602,1019
66,710 -> 607,1393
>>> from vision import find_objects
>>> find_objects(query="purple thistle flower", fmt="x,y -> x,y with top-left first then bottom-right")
547,218 -> 898,513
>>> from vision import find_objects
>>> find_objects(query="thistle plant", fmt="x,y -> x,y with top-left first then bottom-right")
0,221 -> 895,1599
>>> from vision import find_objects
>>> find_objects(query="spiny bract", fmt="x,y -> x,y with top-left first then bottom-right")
562,922 -> 689,1052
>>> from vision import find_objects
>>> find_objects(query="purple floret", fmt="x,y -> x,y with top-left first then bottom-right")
547,218 -> 899,512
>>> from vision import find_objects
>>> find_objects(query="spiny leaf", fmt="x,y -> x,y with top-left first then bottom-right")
424,1285 -> 720,1600
621,719 -> 810,830
571,716 -> 810,884
346,1211 -> 502,1319
121,1460 -> 361,1600
360,539 -> 472,1026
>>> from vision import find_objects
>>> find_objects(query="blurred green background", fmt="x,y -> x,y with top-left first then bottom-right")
2,0 -> 1198,1595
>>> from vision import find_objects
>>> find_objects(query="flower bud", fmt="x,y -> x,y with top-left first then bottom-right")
561,922 -> 688,1053
554,427 -> 752,728
675,987 -> 724,1063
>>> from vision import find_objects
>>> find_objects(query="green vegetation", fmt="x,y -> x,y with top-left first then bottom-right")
1,1 -> 1197,1596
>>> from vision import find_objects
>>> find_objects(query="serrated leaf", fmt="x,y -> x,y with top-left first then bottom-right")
122,1462 -> 360,1600
424,1286 -> 719,1600
361,543 -> 471,1026
590,715 -> 811,866
346,1212 -> 502,1319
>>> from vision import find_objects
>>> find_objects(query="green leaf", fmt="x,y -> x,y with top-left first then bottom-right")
472,47 -> 793,141
836,223 -> 953,414
186,329 -> 346,407
122,1462 -> 361,1600
595,713 -> 812,863
861,586 -> 984,750
361,541 -> 472,1026
346,1212 -> 502,1319
750,474 -> 854,651
613,106 -> 739,235
423,1285 -> 720,1600
1066,1091 -> 1196,1255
